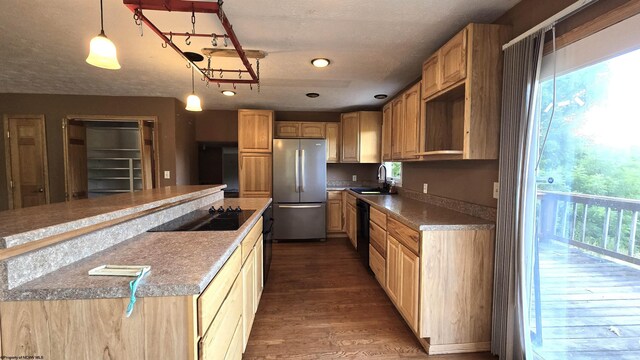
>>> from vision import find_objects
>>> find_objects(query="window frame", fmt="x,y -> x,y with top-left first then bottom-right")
383,161 -> 402,186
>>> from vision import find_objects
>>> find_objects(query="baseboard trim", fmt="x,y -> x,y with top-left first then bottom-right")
420,340 -> 491,355
326,232 -> 347,238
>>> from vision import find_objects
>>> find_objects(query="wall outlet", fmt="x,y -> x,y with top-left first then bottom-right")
352,175 -> 357,182
164,171 -> 171,179
493,182 -> 499,199
423,183 -> 428,194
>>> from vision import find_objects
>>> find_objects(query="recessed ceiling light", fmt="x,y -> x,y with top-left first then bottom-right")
306,92 -> 320,98
374,94 -> 388,100
221,90 -> 236,96
311,58 -> 330,68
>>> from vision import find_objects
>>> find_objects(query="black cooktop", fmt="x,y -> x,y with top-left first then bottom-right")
148,206 -> 255,232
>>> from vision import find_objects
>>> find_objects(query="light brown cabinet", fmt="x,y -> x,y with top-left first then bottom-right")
381,104 -> 392,162
347,204 -> 357,249
239,153 -> 272,198
390,99 -> 403,160
325,123 -> 340,163
386,235 -> 401,304
340,111 -> 382,163
300,122 -> 325,138
399,245 -> 419,332
327,191 -> 343,233
274,121 -> 300,138
402,82 -> 421,160
421,54 -> 440,99
439,28 -> 467,89
238,110 -> 273,153
420,23 -> 510,160
242,248 -> 256,351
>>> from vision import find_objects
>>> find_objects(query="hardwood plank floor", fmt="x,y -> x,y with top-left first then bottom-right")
244,237 -> 496,360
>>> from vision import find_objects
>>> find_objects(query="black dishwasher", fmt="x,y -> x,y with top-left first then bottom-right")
356,199 -> 371,269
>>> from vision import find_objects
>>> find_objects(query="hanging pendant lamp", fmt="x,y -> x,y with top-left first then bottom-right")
86,0 -> 121,70
185,67 -> 202,112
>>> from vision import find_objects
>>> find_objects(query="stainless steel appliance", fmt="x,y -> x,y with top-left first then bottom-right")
148,206 -> 255,231
356,199 -> 371,269
262,204 -> 273,282
273,139 -> 327,240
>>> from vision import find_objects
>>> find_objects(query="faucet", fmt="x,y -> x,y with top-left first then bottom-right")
378,164 -> 389,192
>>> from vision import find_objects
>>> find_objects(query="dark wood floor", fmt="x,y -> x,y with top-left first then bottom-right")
243,237 -> 496,359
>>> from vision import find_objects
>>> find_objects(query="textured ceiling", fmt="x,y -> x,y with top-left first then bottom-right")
0,0 -> 519,111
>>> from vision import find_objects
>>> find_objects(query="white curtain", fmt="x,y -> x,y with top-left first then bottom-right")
492,28 -> 547,360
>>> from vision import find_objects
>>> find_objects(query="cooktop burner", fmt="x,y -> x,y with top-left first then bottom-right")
148,206 -> 255,232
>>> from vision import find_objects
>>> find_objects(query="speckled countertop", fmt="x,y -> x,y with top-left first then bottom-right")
0,185 -> 225,248
3,197 -> 271,301
347,190 -> 494,231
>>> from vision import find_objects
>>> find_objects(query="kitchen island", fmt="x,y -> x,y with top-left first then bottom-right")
0,186 -> 271,359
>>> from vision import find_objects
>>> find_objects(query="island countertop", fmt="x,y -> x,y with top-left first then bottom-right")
2,197 -> 271,301
347,190 -> 494,231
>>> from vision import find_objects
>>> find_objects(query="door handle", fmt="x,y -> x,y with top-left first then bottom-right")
300,149 -> 305,192
294,149 -> 300,192
278,204 -> 322,209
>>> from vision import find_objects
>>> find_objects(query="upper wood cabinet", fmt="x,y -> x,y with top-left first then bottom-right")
421,54 -> 440,99
381,103 -> 392,162
341,111 -> 382,163
419,23 -> 510,160
439,28 -> 467,89
325,123 -> 340,163
274,121 -> 300,138
390,99 -> 404,160
238,110 -> 273,153
402,82 -> 421,160
300,122 -> 325,138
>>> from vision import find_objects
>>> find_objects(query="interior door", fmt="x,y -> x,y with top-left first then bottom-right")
63,119 -> 88,201
4,115 -> 49,208
139,121 -> 156,189
272,139 -> 299,203
299,139 -> 326,203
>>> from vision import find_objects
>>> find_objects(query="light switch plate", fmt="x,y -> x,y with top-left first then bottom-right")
164,171 -> 171,179
493,182 -> 499,199
352,175 -> 357,182
423,183 -> 428,194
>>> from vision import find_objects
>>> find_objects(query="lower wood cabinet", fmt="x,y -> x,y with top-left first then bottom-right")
327,191 -> 343,233
369,244 -> 385,286
0,217 -> 266,360
399,245 -> 419,332
385,235 -> 401,304
239,153 -> 272,198
347,203 -> 357,249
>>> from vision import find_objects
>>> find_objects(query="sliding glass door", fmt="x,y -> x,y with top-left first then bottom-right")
526,16 -> 640,360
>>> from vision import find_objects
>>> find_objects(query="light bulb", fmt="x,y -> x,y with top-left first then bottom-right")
86,33 -> 121,70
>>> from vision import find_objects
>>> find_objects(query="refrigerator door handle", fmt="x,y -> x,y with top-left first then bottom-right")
300,149 -> 305,192
294,149 -> 300,192
278,204 -> 322,209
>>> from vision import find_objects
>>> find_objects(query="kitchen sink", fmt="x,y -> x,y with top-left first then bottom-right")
350,187 -> 393,195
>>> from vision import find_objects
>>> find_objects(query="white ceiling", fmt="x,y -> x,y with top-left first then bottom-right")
0,0 -> 519,111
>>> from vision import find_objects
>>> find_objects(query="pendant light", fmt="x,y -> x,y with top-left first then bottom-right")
86,0 -> 121,70
185,67 -> 203,112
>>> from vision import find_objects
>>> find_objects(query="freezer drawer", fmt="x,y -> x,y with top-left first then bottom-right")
274,203 -> 326,240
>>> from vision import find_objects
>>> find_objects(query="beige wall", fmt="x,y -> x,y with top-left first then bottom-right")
0,93 -> 198,211
174,99 -> 198,185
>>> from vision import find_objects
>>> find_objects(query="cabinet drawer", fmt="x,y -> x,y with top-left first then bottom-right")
327,190 -> 342,200
387,217 -> 420,255
369,245 -> 385,286
370,206 -> 387,229
199,274 -> 243,360
275,121 -> 301,138
224,316 -> 243,360
198,247 -> 241,337
369,220 -> 386,258
241,217 -> 263,264
346,193 -> 357,208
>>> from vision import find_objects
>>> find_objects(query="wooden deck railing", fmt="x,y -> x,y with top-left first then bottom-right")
537,191 -> 640,266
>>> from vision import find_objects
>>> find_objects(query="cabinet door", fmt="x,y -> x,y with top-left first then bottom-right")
439,28 -> 467,90
301,122 -> 326,138
274,121 -> 300,138
399,245 -> 420,333
239,153 -> 272,198
402,82 -> 421,160
327,199 -> 343,232
381,103 -> 393,161
242,249 -> 256,351
386,235 -> 401,304
422,53 -> 440,99
391,98 -> 404,160
223,317 -> 243,360
325,123 -> 340,163
255,236 -> 264,306
341,112 -> 359,162
238,110 -> 273,153
347,204 -> 357,249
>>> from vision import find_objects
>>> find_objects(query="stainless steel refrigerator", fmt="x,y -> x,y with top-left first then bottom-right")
273,138 -> 327,240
